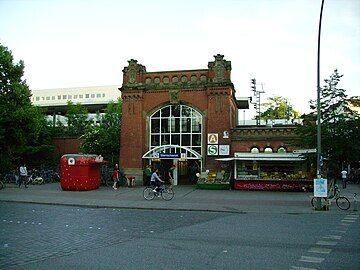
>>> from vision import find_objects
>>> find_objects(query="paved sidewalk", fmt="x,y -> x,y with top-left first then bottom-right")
0,182 -> 359,214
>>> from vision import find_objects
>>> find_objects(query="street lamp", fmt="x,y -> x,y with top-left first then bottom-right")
315,0 -> 325,210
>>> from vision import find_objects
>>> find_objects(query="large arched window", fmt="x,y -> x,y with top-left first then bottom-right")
149,104 -> 202,155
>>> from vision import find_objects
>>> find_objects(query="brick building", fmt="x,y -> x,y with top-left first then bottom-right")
119,55 -> 306,188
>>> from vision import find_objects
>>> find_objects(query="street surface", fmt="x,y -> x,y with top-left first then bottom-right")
0,202 -> 359,270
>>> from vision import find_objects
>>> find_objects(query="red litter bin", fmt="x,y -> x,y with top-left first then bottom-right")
60,154 -> 106,191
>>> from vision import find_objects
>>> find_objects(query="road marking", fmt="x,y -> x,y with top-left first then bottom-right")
290,266 -> 317,270
331,230 -> 346,233
316,240 -> 337,246
344,215 -> 358,219
341,219 -> 355,223
340,223 -> 351,226
308,247 -> 332,254
300,256 -> 325,263
322,235 -> 341,240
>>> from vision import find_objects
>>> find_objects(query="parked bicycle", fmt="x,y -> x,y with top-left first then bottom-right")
26,170 -> 44,185
143,184 -> 174,201
311,184 -> 350,210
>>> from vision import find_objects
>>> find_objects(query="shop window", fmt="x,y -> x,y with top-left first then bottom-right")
277,147 -> 287,153
264,147 -> 273,153
250,147 -> 259,153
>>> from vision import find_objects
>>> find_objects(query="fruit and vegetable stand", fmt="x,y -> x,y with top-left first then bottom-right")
217,153 -> 313,191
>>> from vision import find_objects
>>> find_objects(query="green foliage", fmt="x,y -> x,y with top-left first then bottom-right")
0,43 -> 55,172
65,101 -> 91,136
80,100 -> 122,164
259,96 -> 301,120
295,69 -> 359,172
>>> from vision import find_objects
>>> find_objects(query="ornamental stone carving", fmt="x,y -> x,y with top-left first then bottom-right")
123,59 -> 146,86
208,54 -> 232,84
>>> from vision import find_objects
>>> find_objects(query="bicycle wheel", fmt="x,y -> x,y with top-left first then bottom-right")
143,187 -> 155,200
161,187 -> 174,201
311,197 -> 326,208
336,196 -> 350,210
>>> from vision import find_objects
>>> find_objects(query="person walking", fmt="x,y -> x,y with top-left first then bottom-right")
112,164 -> 119,190
341,169 -> 348,189
143,165 -> 152,186
168,164 -> 176,186
19,163 -> 28,188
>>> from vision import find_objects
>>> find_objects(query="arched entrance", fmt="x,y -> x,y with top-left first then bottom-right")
142,144 -> 201,185
143,104 -> 203,185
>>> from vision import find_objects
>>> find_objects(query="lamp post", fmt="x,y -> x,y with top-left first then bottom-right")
315,0 -> 325,210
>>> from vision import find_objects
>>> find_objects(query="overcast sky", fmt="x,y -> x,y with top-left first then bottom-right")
0,0 -> 359,116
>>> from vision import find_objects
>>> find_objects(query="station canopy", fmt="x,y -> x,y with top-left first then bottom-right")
142,144 -> 201,159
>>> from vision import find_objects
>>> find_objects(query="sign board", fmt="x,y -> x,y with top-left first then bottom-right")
314,178 -> 327,197
159,153 -> 180,158
207,145 -> 218,156
207,133 -> 218,144
219,145 -> 230,156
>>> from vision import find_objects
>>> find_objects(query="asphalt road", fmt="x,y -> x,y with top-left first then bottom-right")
0,202 -> 359,270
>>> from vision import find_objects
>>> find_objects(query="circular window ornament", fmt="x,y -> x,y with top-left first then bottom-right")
68,157 -> 75,166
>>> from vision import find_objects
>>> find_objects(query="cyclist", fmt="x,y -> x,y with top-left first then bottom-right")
150,168 -> 164,193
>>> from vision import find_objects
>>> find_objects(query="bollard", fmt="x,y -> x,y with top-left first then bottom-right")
353,193 -> 358,212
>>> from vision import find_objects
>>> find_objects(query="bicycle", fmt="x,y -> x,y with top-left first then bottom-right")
143,184 -> 174,201
311,184 -> 350,210
26,170 -> 44,185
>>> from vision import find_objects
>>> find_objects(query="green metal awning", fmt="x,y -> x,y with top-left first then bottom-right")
216,153 -> 305,162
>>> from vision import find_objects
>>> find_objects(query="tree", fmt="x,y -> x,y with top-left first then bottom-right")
80,100 -> 122,164
0,43 -> 55,172
65,101 -> 91,137
296,69 -> 360,174
259,96 -> 301,120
